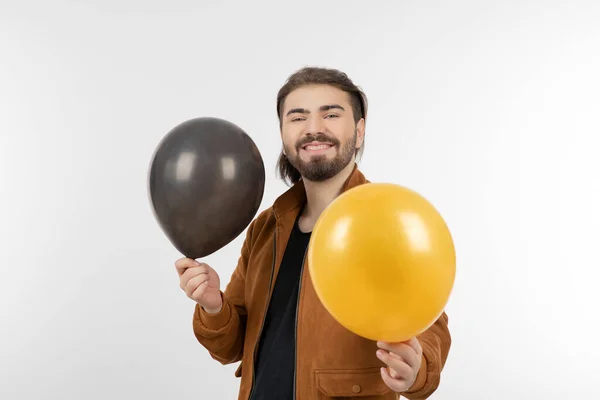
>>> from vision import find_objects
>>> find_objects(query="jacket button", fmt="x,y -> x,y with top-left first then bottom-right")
352,384 -> 361,393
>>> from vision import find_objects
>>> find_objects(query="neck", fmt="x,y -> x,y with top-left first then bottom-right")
301,161 -> 356,222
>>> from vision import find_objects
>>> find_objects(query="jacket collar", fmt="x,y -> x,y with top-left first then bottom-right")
272,163 -> 368,219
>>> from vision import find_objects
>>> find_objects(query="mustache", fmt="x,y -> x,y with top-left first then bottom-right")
296,134 -> 340,150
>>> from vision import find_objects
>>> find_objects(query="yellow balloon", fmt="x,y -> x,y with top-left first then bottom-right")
308,183 -> 456,342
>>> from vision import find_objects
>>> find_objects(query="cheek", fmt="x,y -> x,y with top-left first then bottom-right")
281,132 -> 297,153
330,120 -> 354,136
282,126 -> 302,144
335,130 -> 355,147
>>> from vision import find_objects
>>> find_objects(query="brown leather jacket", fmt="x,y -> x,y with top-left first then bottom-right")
192,166 -> 452,399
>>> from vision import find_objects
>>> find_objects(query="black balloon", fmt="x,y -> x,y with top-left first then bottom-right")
148,117 -> 265,259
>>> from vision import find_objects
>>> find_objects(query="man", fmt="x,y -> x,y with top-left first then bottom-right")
175,67 -> 451,399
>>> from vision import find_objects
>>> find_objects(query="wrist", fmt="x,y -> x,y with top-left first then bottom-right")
201,304 -> 223,314
196,294 -> 230,330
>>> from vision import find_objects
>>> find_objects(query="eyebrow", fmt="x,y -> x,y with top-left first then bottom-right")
286,104 -> 345,116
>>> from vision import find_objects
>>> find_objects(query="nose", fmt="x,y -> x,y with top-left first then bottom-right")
305,115 -> 326,136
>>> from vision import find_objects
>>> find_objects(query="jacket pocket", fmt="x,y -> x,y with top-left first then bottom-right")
315,367 -> 392,399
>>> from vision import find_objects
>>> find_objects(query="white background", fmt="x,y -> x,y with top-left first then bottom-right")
2,1 -> 599,399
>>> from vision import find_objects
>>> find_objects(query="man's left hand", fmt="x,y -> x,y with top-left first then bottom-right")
376,337 -> 422,393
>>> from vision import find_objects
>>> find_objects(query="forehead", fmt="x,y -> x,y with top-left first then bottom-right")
283,84 -> 351,111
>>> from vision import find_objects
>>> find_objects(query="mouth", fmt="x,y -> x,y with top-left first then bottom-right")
301,141 -> 335,153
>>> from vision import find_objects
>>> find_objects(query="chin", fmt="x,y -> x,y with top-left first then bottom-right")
303,153 -> 332,163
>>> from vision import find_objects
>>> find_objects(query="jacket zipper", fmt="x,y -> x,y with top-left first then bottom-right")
292,247 -> 309,400
248,232 -> 277,400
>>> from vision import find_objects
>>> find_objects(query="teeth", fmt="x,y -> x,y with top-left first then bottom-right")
305,144 -> 330,151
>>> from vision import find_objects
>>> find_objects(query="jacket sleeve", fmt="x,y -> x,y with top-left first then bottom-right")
191,220 -> 255,365
401,311 -> 452,399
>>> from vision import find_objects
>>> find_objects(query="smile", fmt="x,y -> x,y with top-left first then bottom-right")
301,142 -> 334,152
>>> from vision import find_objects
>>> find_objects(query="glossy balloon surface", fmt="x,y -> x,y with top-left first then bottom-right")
308,183 -> 455,342
148,117 -> 265,258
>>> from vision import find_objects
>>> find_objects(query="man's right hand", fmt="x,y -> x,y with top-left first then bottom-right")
175,258 -> 223,314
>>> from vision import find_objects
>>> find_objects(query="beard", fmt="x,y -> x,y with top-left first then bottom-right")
285,131 -> 357,182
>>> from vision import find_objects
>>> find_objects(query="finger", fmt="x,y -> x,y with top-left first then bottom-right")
380,366 -> 410,392
407,337 -> 423,356
180,266 -> 208,288
190,278 -> 210,299
399,345 -> 421,370
185,273 -> 210,296
388,365 -> 402,379
376,349 -> 412,379
184,274 -> 209,293
377,340 -> 401,352
377,341 -> 420,370
175,258 -> 200,275
388,351 -> 404,363
387,350 -> 420,375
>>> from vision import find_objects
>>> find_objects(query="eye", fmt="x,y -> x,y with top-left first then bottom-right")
325,114 -> 339,119
291,117 -> 305,122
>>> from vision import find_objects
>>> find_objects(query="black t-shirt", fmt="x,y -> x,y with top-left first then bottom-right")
250,218 -> 311,400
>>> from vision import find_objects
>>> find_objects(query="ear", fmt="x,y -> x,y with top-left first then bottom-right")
355,118 -> 366,149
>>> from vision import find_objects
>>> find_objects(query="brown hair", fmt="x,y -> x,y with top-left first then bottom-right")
276,66 -> 368,185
